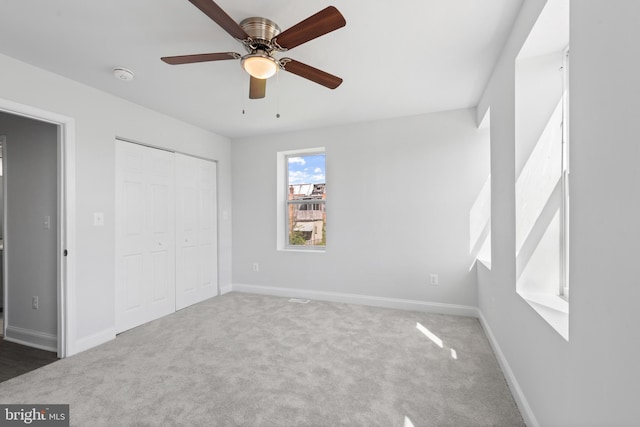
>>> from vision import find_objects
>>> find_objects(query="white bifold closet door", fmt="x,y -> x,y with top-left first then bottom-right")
115,141 -> 176,333
175,153 -> 218,310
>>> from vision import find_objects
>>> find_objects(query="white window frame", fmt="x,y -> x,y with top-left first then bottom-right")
276,147 -> 326,252
560,47 -> 570,300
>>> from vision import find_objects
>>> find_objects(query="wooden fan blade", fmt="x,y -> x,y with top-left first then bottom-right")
281,59 -> 343,89
274,6 -> 346,50
249,76 -> 267,99
161,52 -> 240,65
188,0 -> 249,40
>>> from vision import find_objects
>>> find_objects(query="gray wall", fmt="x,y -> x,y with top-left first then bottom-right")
0,112 -> 58,344
568,1 -> 640,424
476,0 -> 640,425
232,108 -> 489,308
0,176 -> 3,310
0,51 -> 232,355
4,1 -> 640,423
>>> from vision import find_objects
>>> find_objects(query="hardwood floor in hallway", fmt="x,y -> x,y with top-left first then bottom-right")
0,314 -> 58,383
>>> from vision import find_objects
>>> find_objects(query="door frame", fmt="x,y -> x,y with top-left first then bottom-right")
0,98 -> 76,358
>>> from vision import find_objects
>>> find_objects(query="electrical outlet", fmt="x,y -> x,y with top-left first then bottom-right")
429,274 -> 439,286
32,296 -> 39,310
252,262 -> 259,272
93,212 -> 105,226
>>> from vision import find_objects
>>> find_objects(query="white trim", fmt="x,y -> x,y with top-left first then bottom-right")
231,283 -> 478,317
114,136 -> 218,162
0,99 -> 76,358
517,291 -> 569,341
518,291 -> 568,314
477,258 -> 492,271
1,136 -> 5,339
60,119 -> 76,357
4,325 -> 57,352
279,247 -> 326,253
478,106 -> 491,129
73,328 -> 116,354
276,152 -> 286,250
220,284 -> 233,295
477,310 -> 539,427
215,155 -> 222,298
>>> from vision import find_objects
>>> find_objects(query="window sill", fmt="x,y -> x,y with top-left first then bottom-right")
517,291 -> 569,341
477,258 -> 492,270
279,247 -> 326,253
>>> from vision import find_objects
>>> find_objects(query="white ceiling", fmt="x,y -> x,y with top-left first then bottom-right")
0,0 -> 523,139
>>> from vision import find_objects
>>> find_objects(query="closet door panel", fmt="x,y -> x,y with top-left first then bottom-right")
116,141 -> 175,333
145,149 -> 175,320
176,154 -> 217,310
124,254 -> 143,311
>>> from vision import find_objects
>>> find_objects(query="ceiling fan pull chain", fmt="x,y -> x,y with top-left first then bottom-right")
276,70 -> 281,118
241,72 -> 246,115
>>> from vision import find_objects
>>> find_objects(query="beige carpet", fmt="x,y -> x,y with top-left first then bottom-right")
0,293 -> 524,426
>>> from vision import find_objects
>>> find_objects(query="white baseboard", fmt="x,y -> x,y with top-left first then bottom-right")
220,284 -> 233,295
4,325 -> 57,352
477,310 -> 539,427
70,327 -> 116,356
231,283 -> 478,317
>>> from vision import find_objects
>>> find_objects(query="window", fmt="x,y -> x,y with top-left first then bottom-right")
514,0 -> 569,340
471,108 -> 491,269
277,148 -> 326,250
287,154 -> 326,247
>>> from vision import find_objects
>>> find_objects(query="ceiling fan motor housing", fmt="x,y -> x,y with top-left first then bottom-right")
239,17 -> 281,53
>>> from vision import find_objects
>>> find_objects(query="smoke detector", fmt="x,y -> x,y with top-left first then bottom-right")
113,67 -> 134,82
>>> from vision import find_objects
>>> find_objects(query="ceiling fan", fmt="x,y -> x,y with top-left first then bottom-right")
161,0 -> 346,99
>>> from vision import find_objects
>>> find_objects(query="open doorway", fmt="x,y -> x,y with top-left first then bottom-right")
0,102 -> 74,359
0,113 -> 58,356
0,136 -> 4,336
0,135 -> 6,337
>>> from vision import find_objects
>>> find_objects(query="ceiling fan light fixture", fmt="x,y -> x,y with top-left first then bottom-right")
241,53 -> 279,79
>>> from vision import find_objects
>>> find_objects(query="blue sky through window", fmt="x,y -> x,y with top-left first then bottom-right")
288,154 -> 325,185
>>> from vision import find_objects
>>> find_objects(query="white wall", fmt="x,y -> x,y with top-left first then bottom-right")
475,1 -> 572,424
568,1 -> 640,424
476,0 -> 640,425
232,108 -> 489,310
1,113 -> 58,348
0,53 -> 232,355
